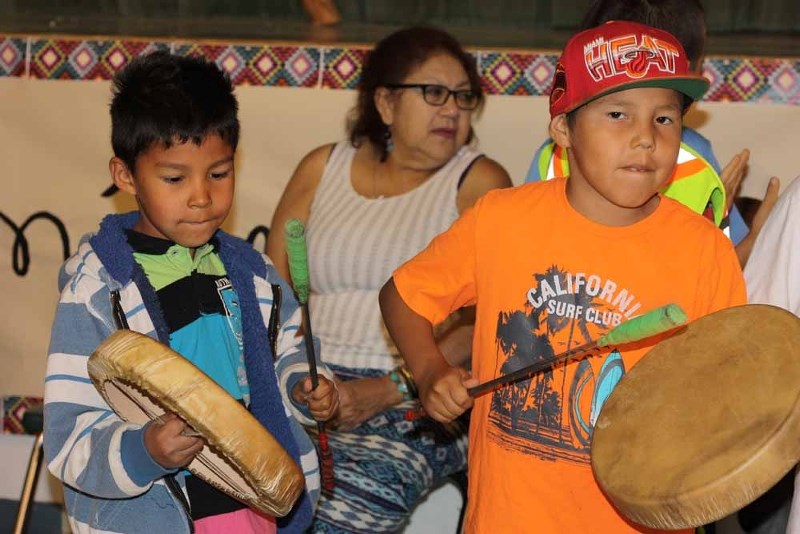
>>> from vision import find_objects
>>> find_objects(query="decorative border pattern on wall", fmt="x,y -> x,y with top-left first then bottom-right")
2,395 -> 42,434
1,35 -> 799,104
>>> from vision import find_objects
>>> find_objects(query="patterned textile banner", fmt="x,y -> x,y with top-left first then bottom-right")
1,35 -> 799,104
2,395 -> 42,435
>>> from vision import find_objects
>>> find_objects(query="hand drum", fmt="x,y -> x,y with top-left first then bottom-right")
592,304 -> 800,529
88,330 -> 305,517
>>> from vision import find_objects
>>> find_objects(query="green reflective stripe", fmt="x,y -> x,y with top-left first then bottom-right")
663,144 -> 726,226
539,141 -> 558,180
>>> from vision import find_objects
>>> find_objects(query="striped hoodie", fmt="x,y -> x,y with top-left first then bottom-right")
44,212 -> 329,533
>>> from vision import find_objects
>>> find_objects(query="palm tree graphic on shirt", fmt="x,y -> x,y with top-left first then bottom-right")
488,265 -> 626,464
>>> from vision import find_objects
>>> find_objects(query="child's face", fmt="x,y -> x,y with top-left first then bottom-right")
553,87 -> 683,226
111,134 -> 235,249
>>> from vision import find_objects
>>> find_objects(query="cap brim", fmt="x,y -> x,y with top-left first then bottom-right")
562,75 -> 710,115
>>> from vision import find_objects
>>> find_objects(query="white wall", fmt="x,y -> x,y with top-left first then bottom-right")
2,77 -> 800,397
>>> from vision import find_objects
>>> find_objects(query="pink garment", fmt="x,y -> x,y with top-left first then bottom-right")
194,509 -> 276,534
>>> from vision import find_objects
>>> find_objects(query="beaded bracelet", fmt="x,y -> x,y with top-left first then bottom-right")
396,365 -> 418,398
388,369 -> 413,401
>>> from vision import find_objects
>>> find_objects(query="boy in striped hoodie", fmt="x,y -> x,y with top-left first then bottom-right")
43,51 -> 337,534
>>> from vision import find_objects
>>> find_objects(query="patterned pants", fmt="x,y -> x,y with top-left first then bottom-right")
310,366 -> 469,533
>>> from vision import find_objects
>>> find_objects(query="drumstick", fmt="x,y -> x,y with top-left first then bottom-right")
467,303 -> 687,397
284,219 -> 335,493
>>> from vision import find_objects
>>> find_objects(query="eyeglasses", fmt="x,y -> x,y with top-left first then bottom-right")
386,84 -> 480,111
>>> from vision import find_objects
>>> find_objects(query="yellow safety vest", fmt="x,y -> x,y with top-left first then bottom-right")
536,141 -> 727,226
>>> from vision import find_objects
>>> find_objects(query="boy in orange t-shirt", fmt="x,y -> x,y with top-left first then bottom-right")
379,21 -> 746,533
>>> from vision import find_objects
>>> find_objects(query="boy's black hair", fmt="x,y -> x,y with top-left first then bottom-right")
581,0 -> 706,71
110,51 -> 239,172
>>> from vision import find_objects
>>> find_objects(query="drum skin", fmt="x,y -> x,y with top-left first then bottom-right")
592,304 -> 800,529
88,329 -> 305,517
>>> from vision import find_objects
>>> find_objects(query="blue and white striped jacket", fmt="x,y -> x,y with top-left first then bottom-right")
44,212 -> 327,533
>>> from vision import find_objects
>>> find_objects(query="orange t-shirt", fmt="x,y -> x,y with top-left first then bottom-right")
393,178 -> 746,534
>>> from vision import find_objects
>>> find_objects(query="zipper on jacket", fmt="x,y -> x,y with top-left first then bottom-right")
268,283 -> 282,361
110,290 -> 194,533
110,290 -> 129,330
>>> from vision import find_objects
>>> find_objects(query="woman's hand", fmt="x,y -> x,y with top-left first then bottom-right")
144,413 -> 204,469
332,376 -> 404,431
418,367 -> 477,424
293,375 -> 340,422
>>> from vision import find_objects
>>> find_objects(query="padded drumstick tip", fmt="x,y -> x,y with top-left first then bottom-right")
284,219 -> 310,304
597,304 -> 687,347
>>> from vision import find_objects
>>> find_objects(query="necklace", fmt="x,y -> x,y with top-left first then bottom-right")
371,158 -> 383,200
371,154 -> 416,200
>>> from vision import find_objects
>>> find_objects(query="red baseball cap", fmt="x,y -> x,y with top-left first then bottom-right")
549,20 -> 709,117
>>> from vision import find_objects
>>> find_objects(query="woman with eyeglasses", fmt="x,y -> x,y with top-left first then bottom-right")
267,26 -> 511,533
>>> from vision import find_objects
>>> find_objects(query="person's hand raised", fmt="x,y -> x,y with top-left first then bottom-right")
721,149 -> 750,211
735,176 -> 781,267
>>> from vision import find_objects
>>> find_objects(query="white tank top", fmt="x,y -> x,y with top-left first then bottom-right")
306,141 -> 483,371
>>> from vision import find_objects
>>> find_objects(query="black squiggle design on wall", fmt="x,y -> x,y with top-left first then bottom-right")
246,225 -> 270,247
0,211 -> 71,276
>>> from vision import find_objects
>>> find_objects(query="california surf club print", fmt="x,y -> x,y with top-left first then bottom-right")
489,266 -> 643,464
